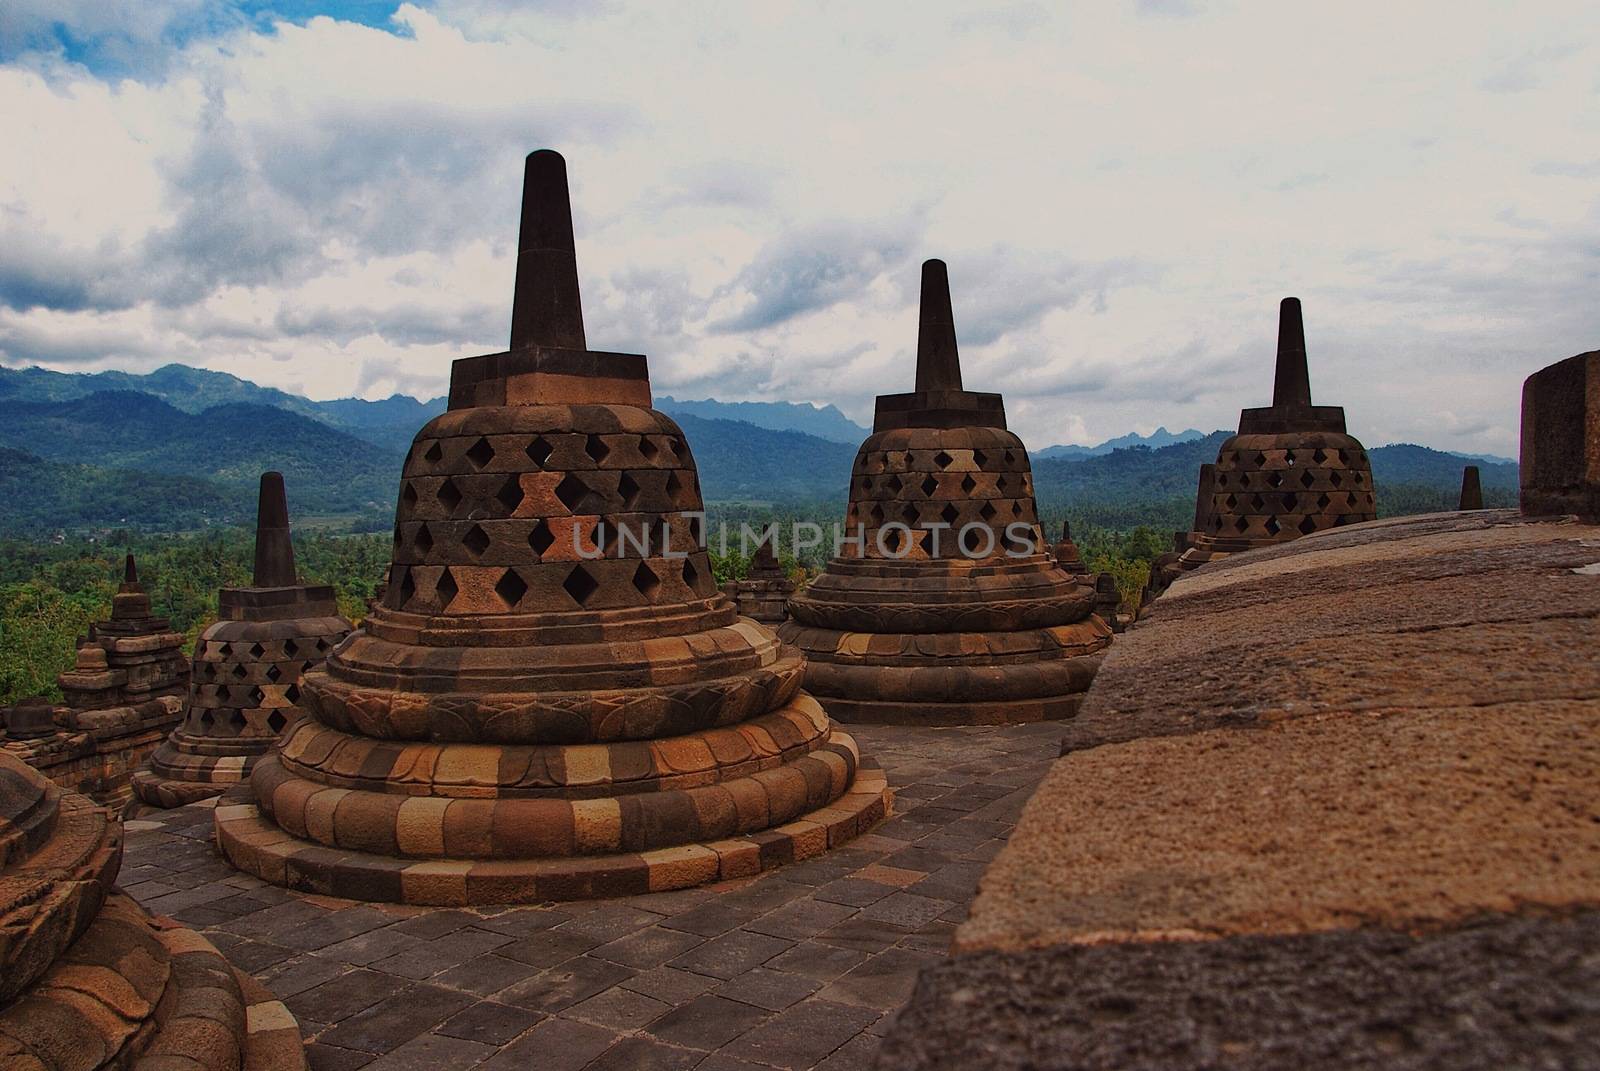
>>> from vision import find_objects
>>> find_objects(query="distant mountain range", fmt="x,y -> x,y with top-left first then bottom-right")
1035,426 -> 1211,459
0,363 -> 1519,536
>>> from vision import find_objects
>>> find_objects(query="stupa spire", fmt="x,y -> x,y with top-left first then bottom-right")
1460,465 -> 1484,510
252,472 -> 297,588
914,259 -> 963,392
122,554 -> 139,588
1272,297 -> 1313,409
509,149 -> 586,352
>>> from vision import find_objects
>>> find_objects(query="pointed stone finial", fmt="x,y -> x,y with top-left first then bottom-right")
1193,463 -> 1217,533
914,259 -> 963,392
1459,465 -> 1483,511
253,472 -> 298,588
122,554 -> 139,588
509,149 -> 587,352
1060,520 -> 1072,543
1271,297 -> 1312,409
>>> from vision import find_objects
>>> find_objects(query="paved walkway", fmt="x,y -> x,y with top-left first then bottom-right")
122,723 -> 1064,1071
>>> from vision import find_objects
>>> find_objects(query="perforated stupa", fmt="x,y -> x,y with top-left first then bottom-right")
215,151 -> 888,904
134,473 -> 352,807
778,260 -> 1113,724
1147,297 -> 1376,598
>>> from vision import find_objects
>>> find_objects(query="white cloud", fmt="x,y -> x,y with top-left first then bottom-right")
1,0 -> 1598,457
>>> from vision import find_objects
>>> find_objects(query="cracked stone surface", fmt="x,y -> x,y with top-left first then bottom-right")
123,721 -> 1062,1071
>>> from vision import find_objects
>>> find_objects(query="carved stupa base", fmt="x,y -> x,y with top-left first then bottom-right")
215,749 -> 889,905
0,754 -> 306,1070
780,617 -> 1112,725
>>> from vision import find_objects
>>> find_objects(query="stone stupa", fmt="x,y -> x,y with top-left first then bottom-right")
721,537 -> 796,625
0,751 -> 306,1069
216,150 -> 888,905
1146,297 -> 1376,599
134,473 -> 352,808
778,260 -> 1113,725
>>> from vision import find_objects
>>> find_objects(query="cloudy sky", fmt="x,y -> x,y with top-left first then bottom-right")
2,0 -> 1597,455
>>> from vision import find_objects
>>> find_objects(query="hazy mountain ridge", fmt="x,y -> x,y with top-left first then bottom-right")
0,363 -> 1520,536
656,395 -> 869,444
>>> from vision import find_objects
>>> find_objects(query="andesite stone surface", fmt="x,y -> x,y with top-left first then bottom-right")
779,260 -> 1112,725
216,150 -> 888,905
0,750 -> 307,1069
1145,298 -> 1376,600
1521,349 -> 1600,521
134,473 -> 353,808
878,508 -> 1600,1070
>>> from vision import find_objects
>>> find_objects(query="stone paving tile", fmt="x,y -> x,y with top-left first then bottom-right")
122,722 -> 1063,1070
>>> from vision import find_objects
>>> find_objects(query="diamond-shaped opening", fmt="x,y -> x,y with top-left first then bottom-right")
414,524 -> 434,555
960,474 -> 977,494
1235,516 -> 1251,533
437,478 -> 463,514
682,556 -> 700,591
1353,471 -> 1365,485
690,515 -> 703,544
1216,474 -> 1229,487
979,502 -> 998,522
1004,450 -> 1016,464
398,569 -> 416,607
883,528 -> 906,555
665,470 -> 684,501
996,475 -> 1009,493
266,664 -> 282,683
886,474 -> 904,494
1012,501 -> 1023,516
940,503 -> 960,526
1329,470 -> 1343,488
921,475 -> 939,497
436,567 -> 459,609
1266,471 -> 1283,488
1212,516 -> 1225,531
555,473 -> 589,513
496,476 -> 525,514
1250,495 -> 1266,511
934,451 -> 953,469
393,526 -> 404,548
665,437 -> 683,460
1284,451 -> 1297,467
199,710 -> 215,729
232,662 -> 247,679
466,436 -> 495,469
424,441 -> 443,463
1299,516 -> 1319,536
285,683 -> 301,704
1300,470 -> 1316,489
267,710 -> 288,734
1253,453 -> 1268,467
1225,495 -> 1239,510
1265,516 -> 1282,535
249,686 -> 265,706
1317,493 -> 1332,510
900,504 -> 920,526
402,483 -> 418,510
284,638 -> 299,657
618,472 -> 641,507
529,519 -> 555,557
203,663 -> 217,681
585,434 -> 610,463
495,568 -> 529,608
1312,449 -> 1328,464
463,524 -> 491,558
972,450 -> 987,467
1281,493 -> 1299,511
249,643 -> 265,659
562,565 -> 599,606
870,504 -> 886,526
638,436 -> 658,460
526,436 -> 554,468
631,561 -> 661,601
